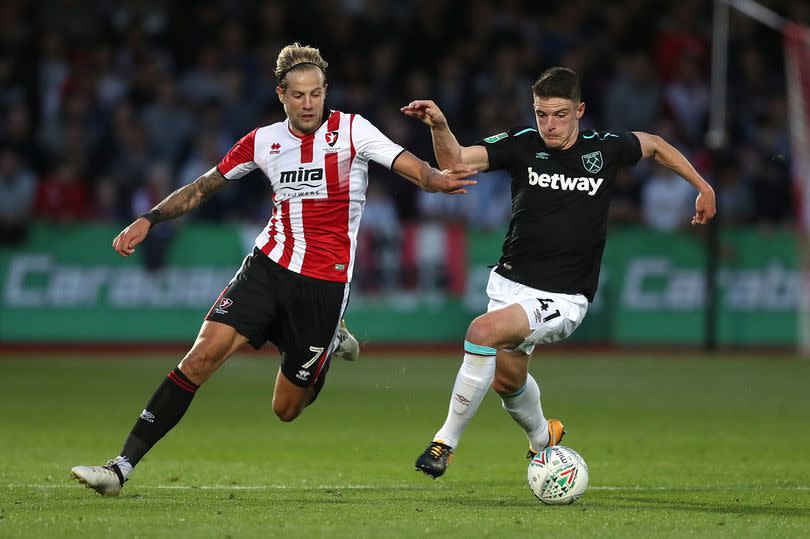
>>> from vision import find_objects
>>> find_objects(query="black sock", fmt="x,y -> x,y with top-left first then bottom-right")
120,367 -> 199,467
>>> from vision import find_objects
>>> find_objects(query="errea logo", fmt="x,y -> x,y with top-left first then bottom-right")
527,167 -> 604,196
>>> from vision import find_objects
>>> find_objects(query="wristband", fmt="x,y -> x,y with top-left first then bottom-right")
140,209 -> 161,229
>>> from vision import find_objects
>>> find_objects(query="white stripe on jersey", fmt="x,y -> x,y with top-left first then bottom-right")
267,204 -> 285,261
345,154 -> 367,280
222,161 -> 258,180
287,199 -> 307,273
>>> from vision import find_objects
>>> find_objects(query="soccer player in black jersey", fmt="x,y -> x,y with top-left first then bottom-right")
402,67 -> 716,478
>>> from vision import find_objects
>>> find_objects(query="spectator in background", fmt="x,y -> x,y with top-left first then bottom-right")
179,46 -> 224,105
141,79 -> 194,165
35,156 -> 91,221
178,131 -> 242,220
92,44 -> 129,113
355,181 -> 401,294
603,50 -> 660,132
663,54 -> 710,144
654,1 -> 708,83
714,161 -> 754,225
0,147 -> 36,244
105,106 -> 153,202
221,68 -> 259,139
0,0 -> 797,233
641,166 -> 696,231
2,103 -> 43,173
132,162 -> 176,271
92,176 -> 123,223
37,31 -> 70,126
40,92 -> 102,165
608,168 -> 642,225
749,153 -> 793,226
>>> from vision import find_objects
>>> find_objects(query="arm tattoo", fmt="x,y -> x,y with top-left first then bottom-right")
151,168 -> 228,223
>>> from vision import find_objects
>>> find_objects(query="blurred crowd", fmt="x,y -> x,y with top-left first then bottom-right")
1,0 -> 807,247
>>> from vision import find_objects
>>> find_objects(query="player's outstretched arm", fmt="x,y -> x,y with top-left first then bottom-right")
401,99 -> 490,172
633,131 -> 717,225
111,167 -> 228,257
391,151 -> 477,194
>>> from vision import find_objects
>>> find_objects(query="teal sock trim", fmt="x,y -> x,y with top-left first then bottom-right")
501,382 -> 527,399
463,340 -> 497,356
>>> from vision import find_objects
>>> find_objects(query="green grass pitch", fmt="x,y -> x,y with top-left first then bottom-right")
1,353 -> 809,538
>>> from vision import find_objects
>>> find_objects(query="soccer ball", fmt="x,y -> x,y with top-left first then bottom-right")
527,445 -> 589,505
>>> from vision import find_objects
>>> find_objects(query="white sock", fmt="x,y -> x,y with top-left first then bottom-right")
500,374 -> 549,452
111,456 -> 133,480
433,350 -> 496,449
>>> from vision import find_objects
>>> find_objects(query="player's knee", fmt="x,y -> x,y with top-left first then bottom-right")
272,395 -> 305,422
465,317 -> 499,349
273,404 -> 302,422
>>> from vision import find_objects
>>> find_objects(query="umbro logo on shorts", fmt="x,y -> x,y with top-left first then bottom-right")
214,297 -> 233,315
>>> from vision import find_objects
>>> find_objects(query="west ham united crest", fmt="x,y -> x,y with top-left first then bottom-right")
581,151 -> 603,173
325,131 -> 339,147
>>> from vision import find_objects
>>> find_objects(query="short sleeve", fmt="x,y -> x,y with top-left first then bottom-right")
217,128 -> 259,180
352,115 -> 405,169
614,132 -> 643,166
473,127 -> 530,171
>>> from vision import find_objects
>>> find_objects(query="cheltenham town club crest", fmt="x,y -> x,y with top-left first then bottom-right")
325,131 -> 339,147
581,151 -> 603,173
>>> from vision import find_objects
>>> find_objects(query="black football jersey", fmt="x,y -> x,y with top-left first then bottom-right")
476,127 -> 642,301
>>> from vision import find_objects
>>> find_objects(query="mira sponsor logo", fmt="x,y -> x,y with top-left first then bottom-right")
527,167 -> 604,196
279,167 -> 324,185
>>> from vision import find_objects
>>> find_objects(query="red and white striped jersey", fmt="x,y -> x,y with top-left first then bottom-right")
217,110 -> 404,283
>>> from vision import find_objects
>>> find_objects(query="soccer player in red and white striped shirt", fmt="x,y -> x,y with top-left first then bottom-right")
71,43 -> 476,497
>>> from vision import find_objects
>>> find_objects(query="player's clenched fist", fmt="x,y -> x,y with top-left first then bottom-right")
400,100 -> 447,129
112,218 -> 151,257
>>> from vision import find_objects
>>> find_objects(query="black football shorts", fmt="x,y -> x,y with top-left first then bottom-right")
206,248 -> 350,389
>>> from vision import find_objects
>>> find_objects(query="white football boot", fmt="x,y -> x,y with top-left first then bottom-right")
333,319 -> 360,361
71,457 -> 126,497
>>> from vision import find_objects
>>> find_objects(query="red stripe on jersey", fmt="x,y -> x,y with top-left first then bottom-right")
218,128 -> 257,178
277,200 -> 294,267
300,133 -> 314,163
260,196 -> 279,255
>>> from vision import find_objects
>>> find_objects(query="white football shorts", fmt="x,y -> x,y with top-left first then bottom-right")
485,268 -> 589,355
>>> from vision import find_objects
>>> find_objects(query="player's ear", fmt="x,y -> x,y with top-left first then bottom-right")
576,101 -> 585,119
276,85 -> 285,104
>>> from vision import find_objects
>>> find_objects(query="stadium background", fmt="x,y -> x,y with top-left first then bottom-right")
2,2 -> 810,537
0,0 -> 806,348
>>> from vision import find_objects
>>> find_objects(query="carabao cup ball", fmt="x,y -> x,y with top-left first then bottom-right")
527,445 -> 589,505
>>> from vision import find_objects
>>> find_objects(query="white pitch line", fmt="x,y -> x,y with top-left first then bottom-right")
5,484 -> 810,491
